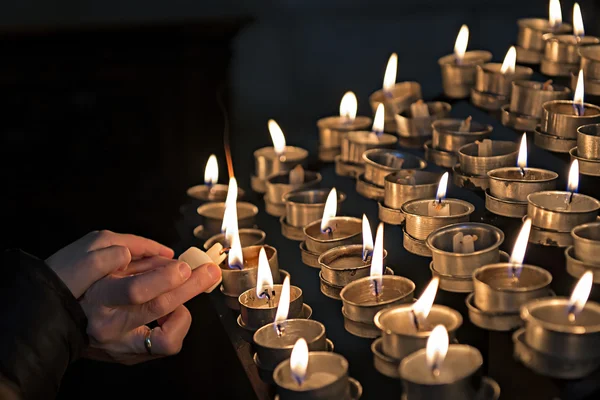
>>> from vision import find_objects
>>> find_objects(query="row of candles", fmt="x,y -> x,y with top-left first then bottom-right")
179,2 -> 600,398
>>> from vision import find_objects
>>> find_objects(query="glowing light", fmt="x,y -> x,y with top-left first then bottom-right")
372,103 -> 385,134
383,53 -> 398,93
574,69 -> 585,116
436,172 -> 449,203
362,214 -> 374,261
370,223 -> 384,296
274,276 -> 290,332
568,159 -> 579,193
222,177 -> 239,245
549,0 -> 563,28
573,3 -> 584,37
340,91 -> 358,122
228,230 -> 244,270
509,218 -> 532,271
426,325 -> 449,376
290,338 -> 309,385
500,46 -> 517,75
568,271 -> 593,318
518,133 -> 528,170
256,247 -> 274,298
268,119 -> 287,155
412,278 -> 439,323
454,25 -> 469,63
204,154 -> 219,186
320,188 -> 338,233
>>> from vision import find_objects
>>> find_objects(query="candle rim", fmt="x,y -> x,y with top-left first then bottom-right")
571,221 -> 600,243
318,244 -> 388,270
437,50 -> 492,66
512,79 -> 571,93
527,190 -> 600,213
459,140 -> 519,159
316,114 -> 372,130
401,198 -> 475,219
339,275 -> 415,308
426,222 -> 504,257
369,80 -> 421,101
303,216 -> 362,243
479,62 -> 533,77
487,167 -> 559,183
521,297 -> 600,333
253,319 -> 326,349
432,118 -> 493,136
196,201 -> 258,219
398,101 -> 451,120
363,149 -> 426,172
283,188 -> 346,208
238,284 -> 303,310
266,170 -> 321,185
273,351 -> 349,390
542,100 -> 600,117
374,303 -> 463,337
473,263 -> 552,293
517,18 -> 572,33
253,145 -> 309,160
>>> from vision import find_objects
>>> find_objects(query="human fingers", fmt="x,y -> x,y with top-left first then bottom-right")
87,230 -> 174,260
115,256 -> 173,276
130,306 -> 192,357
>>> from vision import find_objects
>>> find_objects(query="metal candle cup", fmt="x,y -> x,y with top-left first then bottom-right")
401,199 -> 475,241
432,119 -> 493,153
427,223 -> 504,277
253,319 -> 327,372
517,19 -> 572,52
303,217 -> 362,254
187,184 -> 245,203
318,245 -> 388,287
565,246 -> 600,283
203,228 -> 266,250
239,284 -> 304,331
488,167 -> 558,202
571,222 -> 600,266
472,63 -> 533,110
577,123 -> 600,159
374,305 -> 463,360
579,45 -> 600,80
472,264 -> 552,313
196,202 -> 258,238
363,149 -> 427,187
340,131 -> 397,164
438,51 -> 493,99
221,245 -> 281,296
395,102 -> 452,138
540,100 -> 600,139
253,146 -> 309,193
317,116 -> 372,161
283,189 -> 346,229
458,141 -> 519,177
273,352 -> 350,400
369,81 -> 422,122
383,171 -> 442,210
320,268 -> 394,301
265,171 -> 322,217
541,34 -> 600,77
527,191 -> 600,232
399,344 -> 483,400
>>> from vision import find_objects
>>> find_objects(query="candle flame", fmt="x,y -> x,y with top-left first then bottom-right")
204,154 -> 219,186
362,214 -> 374,261
549,0 -> 563,28
426,325 -> 449,376
574,69 -> 585,116
500,46 -> 517,75
228,229 -> 244,270
340,91 -> 358,122
509,218 -> 532,274
573,3 -> 584,37
454,25 -> 469,63
320,188 -> 338,233
372,103 -> 385,135
256,247 -> 274,298
568,271 -> 593,318
370,223 -> 385,296
568,159 -> 579,193
268,119 -> 287,156
383,53 -> 398,93
412,278 -> 439,323
290,338 -> 309,385
222,177 -> 239,244
436,172 -> 449,203
517,133 -> 528,170
274,276 -> 290,333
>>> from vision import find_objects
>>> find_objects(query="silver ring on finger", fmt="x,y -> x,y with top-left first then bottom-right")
144,328 -> 153,355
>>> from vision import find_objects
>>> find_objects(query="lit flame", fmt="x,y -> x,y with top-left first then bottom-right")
372,103 -> 385,135
222,177 -> 239,244
568,159 -> 579,193
268,119 -> 287,156
549,0 -> 563,28
500,46 -> 517,75
228,229 -> 244,270
573,3 -> 584,37
362,214 -> 374,261
412,277 -> 439,323
426,325 -> 449,377
204,154 -> 219,186
320,188 -> 338,233
370,223 -> 384,296
274,276 -> 290,333
509,218 -> 532,270
290,338 -> 309,385
517,133 -> 528,171
436,172 -> 449,203
454,25 -> 469,63
383,53 -> 398,93
340,91 -> 358,122
568,271 -> 593,319
256,247 -> 274,298
574,69 -> 585,116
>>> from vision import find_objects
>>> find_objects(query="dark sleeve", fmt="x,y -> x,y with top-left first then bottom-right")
0,250 -> 88,400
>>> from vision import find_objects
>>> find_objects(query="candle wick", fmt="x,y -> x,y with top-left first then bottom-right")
573,103 -> 584,117
276,323 -> 285,337
519,167 -> 525,178
566,191 -> 574,207
384,90 -> 393,99
220,247 -> 231,256
568,311 -> 576,323
231,263 -> 242,271
362,250 -> 373,263
373,279 -> 381,299
411,309 -> 421,331
293,374 -> 303,387
431,366 -> 441,378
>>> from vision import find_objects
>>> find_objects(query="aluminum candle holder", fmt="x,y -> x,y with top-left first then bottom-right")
565,246 -> 600,283
186,184 -> 245,204
432,119 -> 493,153
252,146 -> 309,193
320,267 -> 394,301
196,202 -> 258,238
579,45 -> 600,81
454,140 -> 519,191
317,115 -> 372,162
501,80 -> 571,132
238,285 -> 304,331
541,34 -> 600,77
515,19 -> 571,64
340,275 -> 415,338
336,131 -> 398,178
471,63 -> 534,110
527,191 -> 600,234
572,123 -> 600,176
401,199 -> 475,257
300,217 -> 362,268
265,170 -> 322,217
438,51 -> 493,99
424,141 -> 458,169
280,189 -> 347,241
570,72 -> 600,97
203,228 -> 266,250
566,222 -> 600,282
467,264 -> 553,331
486,167 -> 558,218
379,171 -> 443,225
427,223 -> 504,293
395,101 -> 451,138
319,245 -> 388,287
535,100 -> 600,153
369,81 -> 422,127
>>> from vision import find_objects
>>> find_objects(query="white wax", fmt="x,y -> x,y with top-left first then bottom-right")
458,116 -> 472,132
289,165 -> 305,185
178,245 -> 225,293
452,233 -> 475,253
298,371 -> 337,389
478,139 -> 492,157
428,200 -> 450,216
410,100 -> 430,118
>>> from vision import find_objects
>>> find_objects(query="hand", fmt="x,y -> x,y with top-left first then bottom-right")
46,230 -> 174,298
80,256 -> 221,364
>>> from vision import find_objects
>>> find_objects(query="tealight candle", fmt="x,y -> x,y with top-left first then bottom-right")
202,228 -> 266,250
317,91 -> 372,162
438,25 -> 493,99
579,44 -> 600,83
454,140 -> 519,191
432,117 -> 493,153
186,154 -> 246,203
265,166 -> 322,217
486,133 -> 558,218
566,222 -> 600,282
395,100 -> 452,140
252,119 -> 309,193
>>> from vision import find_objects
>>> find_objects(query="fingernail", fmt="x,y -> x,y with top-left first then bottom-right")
206,263 -> 221,283
179,262 -> 192,280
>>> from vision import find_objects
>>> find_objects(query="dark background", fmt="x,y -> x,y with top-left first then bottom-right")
2,1 -> 599,399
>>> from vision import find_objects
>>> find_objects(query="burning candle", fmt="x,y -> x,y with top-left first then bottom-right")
317,91 -> 372,162
438,24 -> 493,99
265,166 -> 322,217
187,155 -> 245,203
399,325 -> 490,400
252,119 -> 309,193
178,244 -> 227,294
395,100 -> 452,141
486,133 -> 558,218
340,223 -> 416,337
429,173 -> 451,217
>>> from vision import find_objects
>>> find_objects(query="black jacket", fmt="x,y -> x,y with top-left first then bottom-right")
0,250 -> 87,399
